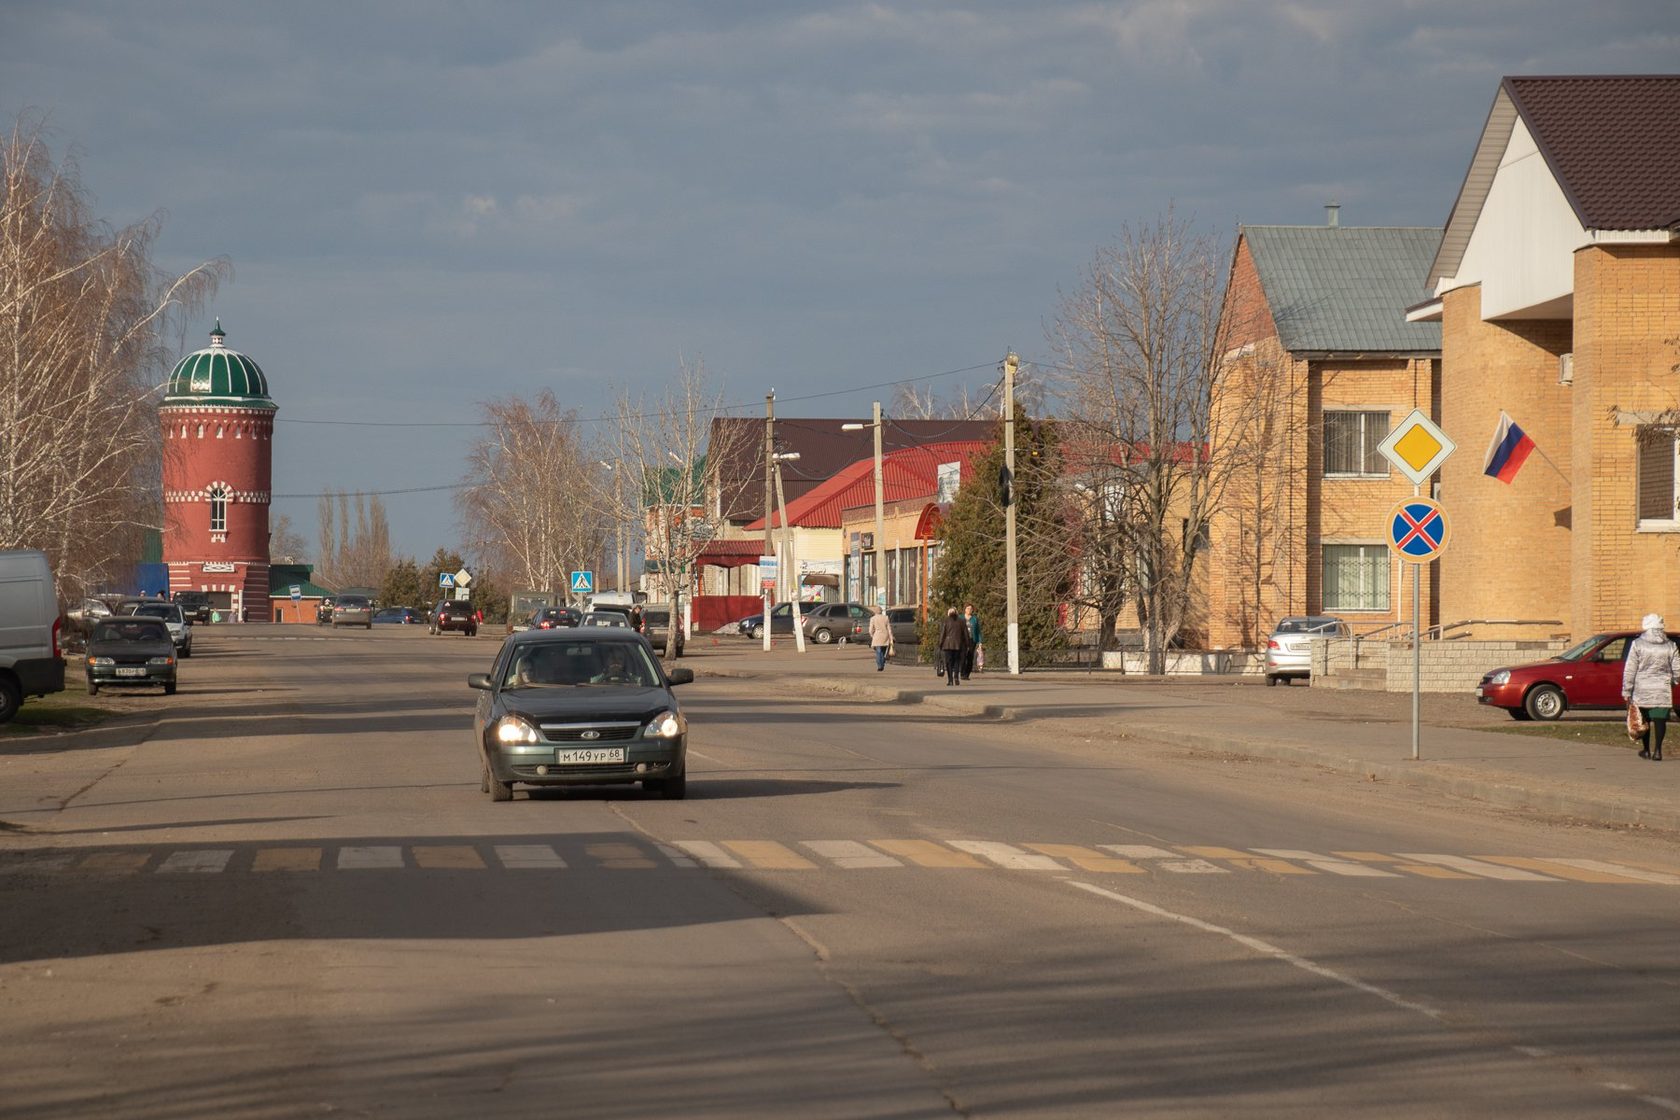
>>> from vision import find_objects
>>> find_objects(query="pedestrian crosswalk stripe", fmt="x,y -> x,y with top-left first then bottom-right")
1098,845 -> 1227,873
949,841 -> 1063,871
654,843 -> 697,868
1251,849 -> 1400,878
723,841 -> 815,870
0,854 -> 75,874
870,839 -> 986,868
1102,845 -> 1179,860
1026,843 -> 1145,874
1333,851 -> 1476,879
157,849 -> 233,874
412,845 -> 485,870
1605,856 -> 1680,878
1180,846 -> 1315,875
1474,856 -> 1648,884
587,842 -> 657,869
494,844 -> 566,869
1397,854 -> 1560,881
252,847 -> 322,872
338,846 -> 404,870
76,851 -> 149,874
669,840 -> 740,868
1540,858 -> 1680,886
801,840 -> 902,868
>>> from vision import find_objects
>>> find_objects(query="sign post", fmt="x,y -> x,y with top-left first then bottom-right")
758,555 -> 777,651
1378,409 -> 1456,762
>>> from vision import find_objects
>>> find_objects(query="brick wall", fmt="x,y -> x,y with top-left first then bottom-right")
1315,637 -> 1567,692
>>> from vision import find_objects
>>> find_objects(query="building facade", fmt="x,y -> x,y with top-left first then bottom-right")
159,322 -> 276,621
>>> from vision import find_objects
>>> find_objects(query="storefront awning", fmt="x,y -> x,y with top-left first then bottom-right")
913,502 -> 947,541
695,539 -> 765,569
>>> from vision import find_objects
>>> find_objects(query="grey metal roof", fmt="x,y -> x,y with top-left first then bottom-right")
1243,226 -> 1443,354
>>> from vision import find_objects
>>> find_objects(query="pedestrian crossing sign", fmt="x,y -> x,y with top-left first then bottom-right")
570,570 -> 594,594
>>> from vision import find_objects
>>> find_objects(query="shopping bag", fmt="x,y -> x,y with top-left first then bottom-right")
1628,701 -> 1647,740
975,645 -> 985,671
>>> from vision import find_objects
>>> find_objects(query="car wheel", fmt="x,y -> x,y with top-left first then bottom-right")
1265,674 -> 1278,687
181,645 -> 192,659
164,682 -> 177,696
365,622 -> 373,630
1524,683 -> 1566,721
749,624 -> 764,640
0,677 -> 19,723
660,770 -> 687,800
485,762 -> 513,802
86,679 -> 99,697
814,628 -> 833,644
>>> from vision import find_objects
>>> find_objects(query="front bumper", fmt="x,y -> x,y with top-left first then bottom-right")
488,736 -> 685,786
1476,681 -> 1524,708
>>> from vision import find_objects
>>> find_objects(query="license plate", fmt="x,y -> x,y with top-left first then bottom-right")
115,667 -> 146,677
555,747 -> 626,765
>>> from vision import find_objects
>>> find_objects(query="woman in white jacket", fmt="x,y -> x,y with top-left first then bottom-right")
1622,613 -> 1680,761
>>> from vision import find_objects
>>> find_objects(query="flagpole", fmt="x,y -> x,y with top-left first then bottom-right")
1530,443 -> 1571,486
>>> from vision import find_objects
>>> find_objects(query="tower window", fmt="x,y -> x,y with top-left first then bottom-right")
209,486 -> 229,533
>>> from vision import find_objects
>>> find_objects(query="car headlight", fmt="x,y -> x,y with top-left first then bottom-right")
148,656 -> 175,666
1485,669 -> 1510,686
494,716 -> 541,745
88,656 -> 114,666
644,710 -> 684,739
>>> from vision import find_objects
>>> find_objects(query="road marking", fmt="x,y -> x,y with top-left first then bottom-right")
1473,857 -> 1649,884
587,843 -> 656,869
1397,854 -> 1560,881
948,841 -> 1063,871
1179,846 -> 1315,875
338,846 -> 404,870
251,848 -> 322,872
1026,844 -> 1145,873
1606,856 -> 1680,877
669,840 -> 741,868
724,841 -> 816,870
1541,858 -> 1680,886
870,840 -> 985,868
0,854 -> 75,874
654,843 -> 697,868
1097,845 -> 1227,873
1334,852 -> 1480,879
76,852 -> 150,874
412,845 -> 486,870
1101,844 -> 1180,859
157,850 -> 233,874
801,841 -> 902,869
494,844 -> 566,869
1067,881 -> 1446,1020
1251,849 -> 1400,877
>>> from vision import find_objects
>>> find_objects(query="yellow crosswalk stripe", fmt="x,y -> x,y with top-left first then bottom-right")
1179,846 -> 1315,875
411,845 -> 486,870
251,848 -> 322,872
75,852 -> 150,874
586,843 -> 657,869
1476,857 -> 1650,884
1026,843 -> 1146,873
723,841 -> 816,870
870,840 -> 985,868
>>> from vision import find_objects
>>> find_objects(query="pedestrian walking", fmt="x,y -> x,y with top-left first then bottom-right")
868,606 -> 894,672
961,603 -> 983,679
629,604 -> 643,634
938,606 -> 970,686
1623,612 -> 1680,761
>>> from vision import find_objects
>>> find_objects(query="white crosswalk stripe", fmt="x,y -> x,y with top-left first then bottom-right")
1396,854 -> 1560,881
1098,845 -> 1227,873
494,845 -> 566,869
948,841 -> 1063,870
668,840 -> 740,868
1102,845 -> 1180,859
157,850 -> 234,874
337,846 -> 405,870
1251,849 -> 1400,877
801,841 -> 902,868
654,843 -> 698,867
1542,858 -> 1680,886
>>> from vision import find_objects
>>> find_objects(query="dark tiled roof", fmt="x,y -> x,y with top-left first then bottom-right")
1243,226 -> 1442,354
1506,75 -> 1680,230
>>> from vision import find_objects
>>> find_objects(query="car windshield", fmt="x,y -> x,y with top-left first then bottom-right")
1556,635 -> 1610,662
133,604 -> 182,622
338,597 -> 369,608
1274,617 -> 1338,634
94,620 -> 168,643
502,641 -> 661,689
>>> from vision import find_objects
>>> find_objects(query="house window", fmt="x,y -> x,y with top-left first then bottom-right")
1324,411 -> 1390,477
1637,428 -> 1680,530
1322,544 -> 1389,611
209,486 -> 229,533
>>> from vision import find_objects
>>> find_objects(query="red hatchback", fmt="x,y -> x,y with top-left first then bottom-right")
1476,632 -> 1680,721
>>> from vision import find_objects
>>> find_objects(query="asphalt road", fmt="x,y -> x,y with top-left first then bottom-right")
3,626 -> 1679,1118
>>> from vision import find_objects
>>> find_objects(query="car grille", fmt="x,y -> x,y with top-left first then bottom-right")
512,763 -> 639,777
540,723 -> 640,743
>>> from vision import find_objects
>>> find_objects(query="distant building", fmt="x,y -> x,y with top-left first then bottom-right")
159,322 -> 276,621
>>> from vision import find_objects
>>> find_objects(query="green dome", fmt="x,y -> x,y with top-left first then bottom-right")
162,322 -> 276,410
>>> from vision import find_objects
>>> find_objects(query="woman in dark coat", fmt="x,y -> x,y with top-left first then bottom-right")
938,607 -> 970,687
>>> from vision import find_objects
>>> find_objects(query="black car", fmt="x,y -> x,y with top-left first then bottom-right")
432,601 -> 478,636
374,607 -> 425,625
469,630 -> 695,801
513,606 -> 580,633
85,617 -> 177,695
171,590 -> 213,623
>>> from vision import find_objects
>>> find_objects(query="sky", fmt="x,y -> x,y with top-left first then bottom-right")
3,1 -> 1677,561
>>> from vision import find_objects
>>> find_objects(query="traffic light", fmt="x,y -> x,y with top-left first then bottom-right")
998,464 -> 1013,508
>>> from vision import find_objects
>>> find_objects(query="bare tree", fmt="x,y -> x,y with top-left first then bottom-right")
1048,212 -> 1236,671
0,113 -> 225,596
313,490 -> 390,588
269,513 -> 308,564
456,389 -> 605,600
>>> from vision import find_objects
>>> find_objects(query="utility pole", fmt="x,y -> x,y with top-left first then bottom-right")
872,399 -> 885,608
763,392 -> 775,652
772,453 -> 806,653
1003,353 -> 1020,675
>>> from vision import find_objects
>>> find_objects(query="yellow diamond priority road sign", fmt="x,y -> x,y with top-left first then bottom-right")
1377,409 -> 1455,486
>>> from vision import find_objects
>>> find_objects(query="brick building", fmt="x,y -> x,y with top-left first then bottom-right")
1205,215 -> 1442,648
159,322 -> 276,621
1408,75 -> 1680,639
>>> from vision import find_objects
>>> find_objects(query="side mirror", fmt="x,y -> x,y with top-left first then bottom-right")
667,667 -> 695,686
467,672 -> 493,691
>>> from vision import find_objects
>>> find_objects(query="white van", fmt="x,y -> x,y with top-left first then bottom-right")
0,549 -> 66,722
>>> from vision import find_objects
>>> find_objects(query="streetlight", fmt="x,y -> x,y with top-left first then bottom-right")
841,401 -> 885,609
768,450 -> 804,653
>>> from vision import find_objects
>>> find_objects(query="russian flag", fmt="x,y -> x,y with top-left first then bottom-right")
1483,411 -> 1536,484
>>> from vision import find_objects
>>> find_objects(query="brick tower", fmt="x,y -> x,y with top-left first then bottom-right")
159,321 -> 277,621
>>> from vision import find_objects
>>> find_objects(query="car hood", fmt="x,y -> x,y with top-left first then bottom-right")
88,638 -> 176,657
499,686 -> 676,724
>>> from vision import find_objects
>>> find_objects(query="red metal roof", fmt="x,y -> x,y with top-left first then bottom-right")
695,538 -> 766,569
746,441 -> 989,530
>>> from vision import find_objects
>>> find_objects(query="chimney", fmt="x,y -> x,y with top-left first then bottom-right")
1325,202 -> 1340,228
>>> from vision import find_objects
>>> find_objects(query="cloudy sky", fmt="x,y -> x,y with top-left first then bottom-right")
3,1 -> 1676,560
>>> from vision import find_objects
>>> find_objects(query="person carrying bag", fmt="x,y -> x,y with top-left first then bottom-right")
1622,613 -> 1680,761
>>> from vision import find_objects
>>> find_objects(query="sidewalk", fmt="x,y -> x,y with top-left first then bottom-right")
683,636 -> 1680,834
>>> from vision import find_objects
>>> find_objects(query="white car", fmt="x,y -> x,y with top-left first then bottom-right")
1263,616 -> 1347,685
128,601 -> 193,658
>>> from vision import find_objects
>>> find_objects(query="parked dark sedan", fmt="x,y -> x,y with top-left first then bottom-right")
85,618 -> 177,695
374,607 -> 425,625
1477,631 -> 1679,720
469,630 -> 694,801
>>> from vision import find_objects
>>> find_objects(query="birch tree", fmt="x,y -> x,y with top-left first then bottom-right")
0,114 -> 225,596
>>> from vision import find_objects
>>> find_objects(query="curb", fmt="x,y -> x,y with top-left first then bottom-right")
692,664 -> 1680,833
